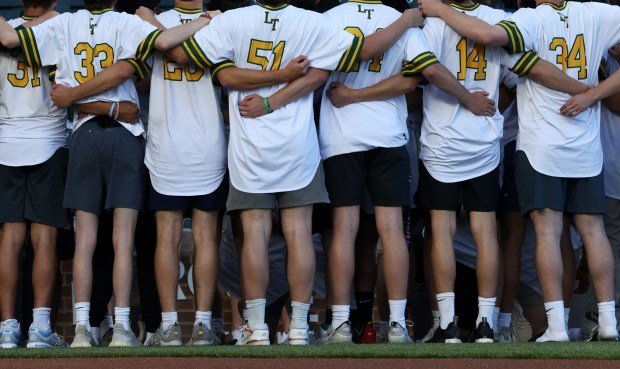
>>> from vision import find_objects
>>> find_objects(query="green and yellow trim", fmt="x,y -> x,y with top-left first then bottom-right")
599,58 -> 608,81
90,8 -> 113,15
402,51 -> 439,76
348,0 -> 382,5
123,59 -> 152,81
174,7 -> 203,14
336,35 -> 364,73
258,3 -> 288,11
210,60 -> 235,80
448,2 -> 480,11
21,15 -> 38,21
135,29 -> 163,63
510,51 -> 540,76
181,36 -> 215,70
48,66 -> 57,81
539,0 -> 567,10
497,20 -> 524,54
16,27 -> 42,67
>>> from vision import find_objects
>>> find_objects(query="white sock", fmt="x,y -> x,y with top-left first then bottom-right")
291,301 -> 310,329
75,302 -> 91,331
161,311 -> 178,330
331,305 -> 350,330
598,301 -> 618,339
246,298 -> 266,329
493,307 -> 500,330
1,319 -> 19,328
32,307 -> 51,328
537,300 -> 568,342
388,299 -> 407,328
498,312 -> 512,329
477,297 -> 497,329
114,307 -> 131,331
564,307 -> 570,327
195,311 -> 212,329
436,292 -> 455,329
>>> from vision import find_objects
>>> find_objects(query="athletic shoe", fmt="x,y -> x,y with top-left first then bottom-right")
109,323 -> 141,347
319,322 -> 331,339
496,326 -> 515,343
186,323 -> 220,346
145,323 -> 183,346
471,317 -> 494,343
416,323 -> 438,343
235,324 -> 270,346
0,323 -> 21,349
26,325 -> 67,348
388,321 -> 413,344
70,325 -> 94,348
427,319 -> 461,344
359,323 -> 377,344
315,321 -> 353,344
99,328 -> 114,347
288,327 -> 309,345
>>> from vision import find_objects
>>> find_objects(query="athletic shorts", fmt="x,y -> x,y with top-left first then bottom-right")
0,147 -> 71,229
514,150 -> 606,215
323,146 -> 410,207
499,140 -> 520,214
64,118 -> 146,214
226,165 -> 329,212
417,163 -> 499,212
149,174 -> 229,212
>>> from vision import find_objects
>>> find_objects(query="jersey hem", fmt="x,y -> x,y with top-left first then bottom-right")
229,160 -> 321,194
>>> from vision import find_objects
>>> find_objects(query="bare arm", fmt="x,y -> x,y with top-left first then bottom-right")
217,56 -> 309,89
560,68 -> 620,116
73,101 -> 140,123
417,0 -> 508,46
360,8 -> 424,60
0,18 -> 19,49
326,73 -> 422,108
528,59 -> 589,95
152,17 -> 210,51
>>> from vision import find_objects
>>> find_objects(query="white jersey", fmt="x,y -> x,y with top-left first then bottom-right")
499,1 -> 620,177
17,9 -> 161,136
0,17 -> 66,167
144,8 -> 227,196
600,55 -> 620,200
501,69 -> 519,145
420,3 -> 528,182
183,4 -> 362,193
319,1 -> 438,159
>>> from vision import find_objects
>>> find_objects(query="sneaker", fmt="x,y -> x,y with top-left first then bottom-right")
315,321 -> 353,344
319,322 -> 331,339
145,323 -> 183,346
70,325 -> 94,348
359,323 -> 377,344
100,328 -> 114,347
416,323 -> 438,343
288,327 -> 309,345
236,324 -> 270,346
109,323 -> 141,347
187,323 -> 220,346
0,323 -> 21,348
26,325 -> 67,348
427,319 -> 461,344
388,321 -> 413,344
496,326 -> 515,343
471,317 -> 494,343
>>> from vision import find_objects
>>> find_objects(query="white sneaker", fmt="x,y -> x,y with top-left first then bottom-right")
288,327 -> 309,345
70,325 -> 94,348
0,322 -> 21,349
388,321 -> 413,344
316,322 -> 352,344
109,323 -> 141,347
236,324 -> 270,346
27,324 -> 67,348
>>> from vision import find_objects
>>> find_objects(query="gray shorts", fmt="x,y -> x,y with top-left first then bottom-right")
226,165 -> 329,212
64,119 -> 146,214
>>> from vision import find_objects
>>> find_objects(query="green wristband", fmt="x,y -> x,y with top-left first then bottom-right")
263,96 -> 273,114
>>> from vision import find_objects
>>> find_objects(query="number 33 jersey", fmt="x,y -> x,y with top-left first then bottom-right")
17,9 -> 161,136
499,1 -> 620,178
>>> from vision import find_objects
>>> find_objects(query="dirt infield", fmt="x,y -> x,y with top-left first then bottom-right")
1,358 -> 618,369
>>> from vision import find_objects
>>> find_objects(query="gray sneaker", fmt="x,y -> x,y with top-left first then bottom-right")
0,323 -> 21,348
145,323 -> 183,346
315,322 -> 352,344
496,326 -> 516,343
70,325 -> 94,348
388,321 -> 413,344
186,323 -> 220,346
109,323 -> 141,347
26,325 -> 67,348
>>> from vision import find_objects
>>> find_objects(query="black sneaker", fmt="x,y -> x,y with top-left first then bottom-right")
471,317 -> 494,343
427,319 -> 461,343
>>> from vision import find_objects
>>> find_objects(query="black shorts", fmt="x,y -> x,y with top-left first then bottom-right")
417,162 -> 499,212
0,148 -> 71,229
149,175 -> 229,212
514,150 -> 606,215
499,140 -> 520,214
64,118 -> 146,214
323,146 -> 410,207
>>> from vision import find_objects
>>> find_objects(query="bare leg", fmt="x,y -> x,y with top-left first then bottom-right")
375,206 -> 408,300
470,211 -> 499,298
239,209 -> 271,301
30,223 -> 58,309
0,222 -> 27,320
73,211 -> 99,303
328,206 -> 360,305
430,210 -> 457,294
111,208 -> 139,308
192,209 -> 221,312
154,210 -> 183,313
560,217 -> 576,307
281,205 -> 314,303
530,209 -> 564,302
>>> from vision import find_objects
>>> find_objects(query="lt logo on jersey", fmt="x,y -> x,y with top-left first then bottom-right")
264,12 -> 279,31
558,13 -> 568,28
89,18 -> 97,35
357,5 -> 374,19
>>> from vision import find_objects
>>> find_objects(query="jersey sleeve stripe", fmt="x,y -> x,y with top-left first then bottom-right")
136,29 -> 163,63
336,35 -> 364,73
599,59 -> 608,81
48,67 -> 57,81
210,60 -> 235,79
402,52 -> 439,75
510,51 -> 540,76
122,59 -> 151,81
497,21 -> 524,54
16,28 -> 39,67
181,37 -> 213,69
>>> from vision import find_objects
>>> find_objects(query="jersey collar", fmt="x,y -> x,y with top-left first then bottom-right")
539,0 -> 567,10
90,8 -> 113,15
348,0 -> 382,4
258,3 -> 288,10
21,15 -> 39,20
174,7 -> 203,14
448,2 -> 481,11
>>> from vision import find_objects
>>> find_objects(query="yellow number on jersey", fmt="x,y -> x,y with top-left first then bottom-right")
163,56 -> 205,82
248,39 -> 286,71
74,43 -> 114,84
549,34 -> 587,80
344,27 -> 384,73
456,38 -> 487,81
7,61 -> 41,88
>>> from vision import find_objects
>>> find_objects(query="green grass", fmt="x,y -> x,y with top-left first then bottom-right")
1,342 -> 619,360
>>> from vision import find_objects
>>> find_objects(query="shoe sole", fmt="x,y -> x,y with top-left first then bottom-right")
0,344 -> 18,349
445,338 -> 462,343
474,338 -> 494,343
27,342 -> 59,348
70,342 -> 92,348
288,338 -> 309,345
236,339 -> 270,345
188,340 -> 216,346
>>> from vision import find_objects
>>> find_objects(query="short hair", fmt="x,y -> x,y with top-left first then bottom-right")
115,0 -> 160,14
82,0 -> 117,10
22,0 -> 56,8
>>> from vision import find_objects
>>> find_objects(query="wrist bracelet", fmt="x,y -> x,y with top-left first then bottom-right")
114,103 -> 120,120
108,102 -> 117,118
263,96 -> 273,114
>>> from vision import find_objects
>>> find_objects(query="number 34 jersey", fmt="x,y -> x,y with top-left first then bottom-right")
17,9 -> 161,136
